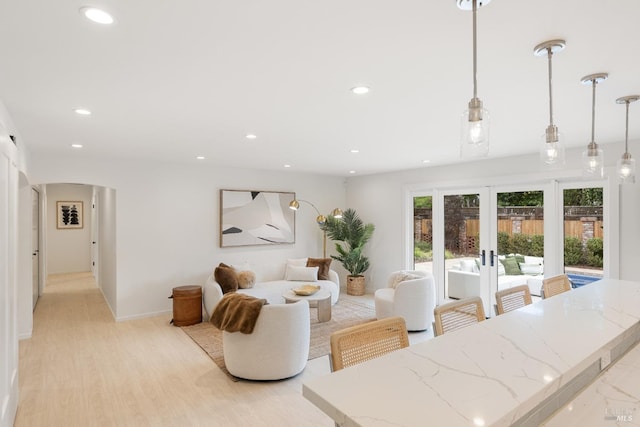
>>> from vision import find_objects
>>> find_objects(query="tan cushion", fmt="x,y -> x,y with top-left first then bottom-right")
237,270 -> 256,289
214,263 -> 238,294
306,257 -> 332,281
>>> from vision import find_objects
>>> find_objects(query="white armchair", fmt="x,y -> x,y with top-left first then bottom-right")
374,270 -> 436,332
223,300 -> 310,380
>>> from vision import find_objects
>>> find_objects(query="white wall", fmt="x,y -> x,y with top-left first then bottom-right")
97,186 -> 117,316
345,142 -> 638,292
45,184 -> 93,274
31,155 -> 346,320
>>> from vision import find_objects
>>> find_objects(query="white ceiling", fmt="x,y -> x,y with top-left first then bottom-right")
1,0 -> 639,177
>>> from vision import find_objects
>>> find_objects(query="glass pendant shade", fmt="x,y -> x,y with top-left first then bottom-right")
580,73 -> 608,179
534,40 -> 566,168
540,125 -> 565,166
582,143 -> 604,178
616,95 -> 639,183
617,154 -> 636,183
460,103 -> 490,158
458,0 -> 490,159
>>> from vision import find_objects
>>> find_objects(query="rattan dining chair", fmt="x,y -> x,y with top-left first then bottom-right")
329,316 -> 409,372
433,296 -> 485,336
541,274 -> 572,299
495,285 -> 532,315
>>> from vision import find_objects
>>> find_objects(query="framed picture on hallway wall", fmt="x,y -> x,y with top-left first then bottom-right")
220,189 -> 295,247
56,201 -> 83,229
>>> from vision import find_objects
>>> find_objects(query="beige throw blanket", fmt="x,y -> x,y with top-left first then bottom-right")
210,292 -> 267,334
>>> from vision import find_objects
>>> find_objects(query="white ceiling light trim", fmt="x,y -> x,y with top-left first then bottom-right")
74,108 -> 91,116
351,86 -> 370,95
80,7 -> 115,25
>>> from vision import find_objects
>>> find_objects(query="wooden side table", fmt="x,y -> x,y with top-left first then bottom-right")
170,285 -> 202,326
283,289 -> 331,322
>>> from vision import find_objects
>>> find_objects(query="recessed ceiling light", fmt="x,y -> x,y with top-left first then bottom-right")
349,170 -> 356,174
422,159 -> 431,164
196,156 -> 205,160
74,108 -> 91,116
245,134 -> 257,140
351,86 -> 370,95
71,144 -> 83,149
350,149 -> 360,153
80,7 -> 114,25
284,164 -> 291,168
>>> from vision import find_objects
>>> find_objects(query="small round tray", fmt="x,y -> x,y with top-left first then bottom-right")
292,284 -> 321,296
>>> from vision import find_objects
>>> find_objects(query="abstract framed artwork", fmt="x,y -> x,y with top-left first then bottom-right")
56,201 -> 83,229
220,190 -> 295,247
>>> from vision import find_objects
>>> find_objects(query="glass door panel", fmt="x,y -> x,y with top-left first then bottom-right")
494,190 -> 545,301
562,187 -> 604,288
442,192 -> 485,304
412,195 -> 433,273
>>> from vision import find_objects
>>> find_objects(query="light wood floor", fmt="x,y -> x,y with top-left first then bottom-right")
16,273 -> 431,427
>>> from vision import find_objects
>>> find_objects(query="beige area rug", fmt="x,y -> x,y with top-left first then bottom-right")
180,298 -> 376,380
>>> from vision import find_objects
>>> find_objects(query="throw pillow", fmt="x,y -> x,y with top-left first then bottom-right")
286,258 -> 308,267
306,257 -> 332,280
459,259 -> 476,273
237,270 -> 256,289
519,263 -> 543,275
214,263 -> 239,294
500,257 -> 523,275
390,272 -> 420,289
285,265 -> 319,281
507,254 -> 525,263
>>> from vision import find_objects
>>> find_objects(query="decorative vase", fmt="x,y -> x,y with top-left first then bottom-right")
346,275 -> 365,296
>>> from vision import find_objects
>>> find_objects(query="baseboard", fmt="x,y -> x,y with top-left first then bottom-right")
116,309 -> 172,322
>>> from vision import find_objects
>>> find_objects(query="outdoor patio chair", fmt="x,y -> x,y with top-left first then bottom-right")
541,274 -> 572,299
495,285 -> 532,315
329,316 -> 409,372
433,296 -> 485,336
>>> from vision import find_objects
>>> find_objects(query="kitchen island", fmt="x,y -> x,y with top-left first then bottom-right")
303,279 -> 640,427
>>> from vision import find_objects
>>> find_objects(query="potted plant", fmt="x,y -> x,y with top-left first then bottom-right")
320,208 -> 375,295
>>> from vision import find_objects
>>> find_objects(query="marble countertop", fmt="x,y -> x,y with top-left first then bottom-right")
542,342 -> 640,426
303,279 -> 640,427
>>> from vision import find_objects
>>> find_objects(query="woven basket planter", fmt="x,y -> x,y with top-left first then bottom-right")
346,276 -> 366,296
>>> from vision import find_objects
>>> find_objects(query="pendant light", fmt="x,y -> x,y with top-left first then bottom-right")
616,95 -> 639,183
458,0 -> 491,158
534,40 -> 566,166
581,73 -> 608,178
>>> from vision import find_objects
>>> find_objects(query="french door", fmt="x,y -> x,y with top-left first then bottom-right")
420,184 -> 550,316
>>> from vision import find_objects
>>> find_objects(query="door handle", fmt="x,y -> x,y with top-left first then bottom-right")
490,250 -> 495,266
480,249 -> 486,266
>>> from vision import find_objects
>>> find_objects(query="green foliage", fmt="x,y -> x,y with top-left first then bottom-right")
585,238 -> 603,267
563,188 -> 603,206
414,240 -> 432,252
511,234 -> 532,255
564,237 -> 583,265
497,232 -> 511,254
414,196 -> 432,209
321,209 -> 375,276
496,191 -> 543,207
529,235 -> 544,257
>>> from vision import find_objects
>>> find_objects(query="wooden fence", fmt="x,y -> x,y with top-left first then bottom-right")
414,218 -> 603,243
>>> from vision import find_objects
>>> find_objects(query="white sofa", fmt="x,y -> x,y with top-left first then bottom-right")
202,259 -> 340,319
447,256 -> 545,299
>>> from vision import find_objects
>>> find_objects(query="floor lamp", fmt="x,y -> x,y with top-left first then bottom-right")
289,199 -> 341,258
